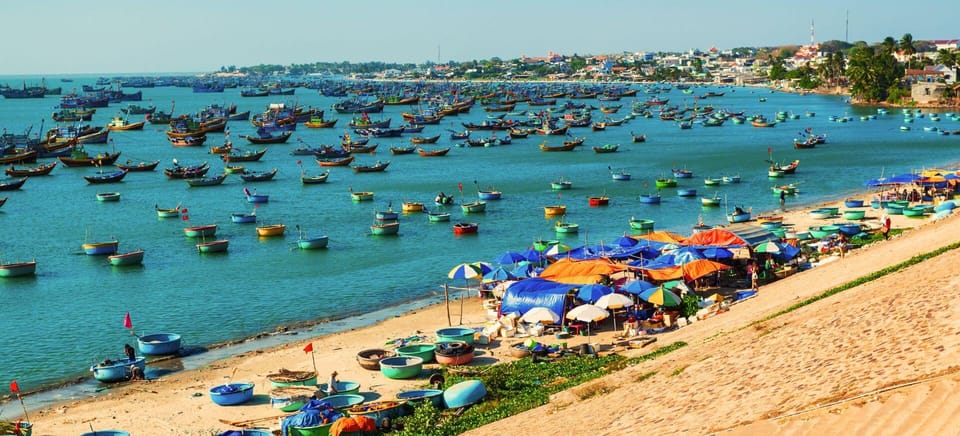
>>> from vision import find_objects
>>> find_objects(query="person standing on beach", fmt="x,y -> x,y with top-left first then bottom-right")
328,371 -> 339,395
779,190 -> 786,210
881,215 -> 892,240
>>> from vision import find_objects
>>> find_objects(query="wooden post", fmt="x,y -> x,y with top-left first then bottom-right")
444,283 -> 451,326
459,289 -> 465,325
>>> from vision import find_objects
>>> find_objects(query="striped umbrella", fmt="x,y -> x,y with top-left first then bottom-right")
638,286 -> 682,307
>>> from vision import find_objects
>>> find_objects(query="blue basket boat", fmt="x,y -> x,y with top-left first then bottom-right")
397,389 -> 444,409
317,380 -> 360,397
136,333 -> 182,356
379,356 -> 424,379
209,382 -> 255,406
91,357 -> 146,382
442,380 -> 487,409
321,393 -> 366,410
435,327 -> 475,344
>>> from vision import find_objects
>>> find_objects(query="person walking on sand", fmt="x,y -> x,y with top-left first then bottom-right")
747,262 -> 758,289
881,214 -> 892,240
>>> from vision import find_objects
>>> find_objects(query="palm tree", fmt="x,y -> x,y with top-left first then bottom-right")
899,33 -> 916,56
881,37 -> 898,55
936,49 -> 958,69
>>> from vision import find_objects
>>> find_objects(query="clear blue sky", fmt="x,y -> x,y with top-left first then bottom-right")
3,0 -> 956,75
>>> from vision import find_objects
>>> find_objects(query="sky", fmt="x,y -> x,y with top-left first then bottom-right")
1,0 -> 956,75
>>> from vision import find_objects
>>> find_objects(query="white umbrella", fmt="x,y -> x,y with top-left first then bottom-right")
594,293 -> 634,332
565,304 -> 610,336
521,307 -> 561,324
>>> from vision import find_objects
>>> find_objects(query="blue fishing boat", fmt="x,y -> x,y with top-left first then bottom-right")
296,225 -> 329,250
727,207 -> 752,223
638,194 -> 661,204
136,333 -> 182,355
379,356 -> 423,379
209,382 -> 255,405
231,210 -> 257,223
397,389 -> 444,409
442,380 -> 487,409
91,356 -> 146,382
82,240 -> 119,256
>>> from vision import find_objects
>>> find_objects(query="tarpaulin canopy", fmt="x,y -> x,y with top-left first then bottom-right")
635,230 -> 687,244
639,259 -> 731,281
499,278 -> 576,319
538,257 -> 629,285
567,243 -> 658,261
682,228 -> 748,248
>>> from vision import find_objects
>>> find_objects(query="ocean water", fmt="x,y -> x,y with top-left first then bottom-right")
1,75 -> 958,396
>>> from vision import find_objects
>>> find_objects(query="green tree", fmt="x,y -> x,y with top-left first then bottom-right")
767,57 -> 787,80
936,49 -> 957,68
880,36 -> 898,55
899,33 -> 916,56
846,45 -> 903,102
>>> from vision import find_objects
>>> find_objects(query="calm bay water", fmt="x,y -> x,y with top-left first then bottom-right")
1,74 -> 958,395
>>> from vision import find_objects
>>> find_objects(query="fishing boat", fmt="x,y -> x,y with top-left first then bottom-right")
703,177 -> 722,186
772,184 -> 798,195
672,168 -> 694,179
224,165 -> 245,174
461,200 -> 486,213
317,155 -> 355,167
677,188 -> 697,197
401,201 -> 424,213
156,205 -> 180,218
304,116 -> 338,128
631,132 -> 647,143
58,146 -> 121,167
231,210 -> 257,223
295,226 -> 329,249
240,168 -> 278,182
727,207 -> 752,223
168,135 -> 207,147
638,193 -> 661,204
83,169 -> 128,184
409,134 -> 441,144
183,224 -> 217,238
389,145 -> 416,155
588,195 -> 609,207
350,190 -> 374,202
115,160 -> 159,172
442,380 -> 487,409
185,173 -> 228,187
592,144 -> 619,153
544,205 -> 566,217
551,177 -> 572,190
344,143 -> 378,154
300,169 -> 330,184
222,148 -> 267,163
96,192 -> 121,202
91,356 -> 146,382
426,209 -> 451,222
0,260 -> 37,278
773,159 -> 800,174
245,191 -> 269,203
722,174 -> 741,184
351,160 -> 391,173
555,219 -> 579,234
655,177 -> 677,188
196,239 -> 229,253
136,333 -> 182,356
0,197 -> 5,209
538,141 -> 576,152
105,116 -> 145,131
256,224 -> 286,237
163,162 -> 209,179
0,150 -> 38,165
242,131 -> 293,144
370,220 -> 399,236
477,188 -> 502,200
6,162 -> 57,177
375,207 -> 399,221
629,217 -> 655,231
82,240 -> 119,255
209,383 -> 255,406
108,249 -> 144,266
0,177 -> 28,191
453,222 -> 479,235
610,169 -> 631,181
434,340 -> 476,365
417,147 -> 450,157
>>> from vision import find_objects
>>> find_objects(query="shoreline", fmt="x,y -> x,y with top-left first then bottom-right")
5,177 -> 955,432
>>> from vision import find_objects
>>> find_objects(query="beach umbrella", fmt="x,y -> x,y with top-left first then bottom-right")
512,261 -> 535,277
701,247 -> 734,259
638,286 -> 682,307
472,261 -> 494,276
565,304 -> 610,336
448,263 -> 481,280
543,243 -> 571,257
753,241 -> 785,254
521,248 -> 544,263
520,307 -> 561,324
483,266 -> 517,282
622,279 -> 656,295
495,251 -> 527,265
576,284 -> 613,304
595,292 -> 635,331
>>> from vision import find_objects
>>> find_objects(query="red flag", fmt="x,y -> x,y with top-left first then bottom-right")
303,343 -> 313,353
767,147 -> 772,154
296,160 -> 302,165
181,215 -> 189,221
123,312 -> 133,329
10,380 -> 19,393
180,208 -> 188,214
458,182 -> 463,192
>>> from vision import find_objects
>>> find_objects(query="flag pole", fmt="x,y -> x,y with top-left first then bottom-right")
9,381 -> 29,424
310,348 -> 318,377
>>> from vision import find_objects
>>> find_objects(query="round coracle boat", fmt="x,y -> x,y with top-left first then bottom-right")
357,348 -> 394,370
435,340 -> 475,365
267,369 -> 318,388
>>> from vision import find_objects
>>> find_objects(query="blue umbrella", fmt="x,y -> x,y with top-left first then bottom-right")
472,262 -> 494,275
521,248 -> 544,263
576,284 -> 613,303
483,266 -> 517,282
495,251 -> 527,265
622,279 -> 655,295
701,247 -> 734,259
512,261 -> 535,277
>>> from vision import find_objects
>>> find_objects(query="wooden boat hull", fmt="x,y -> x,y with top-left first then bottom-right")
350,191 -> 374,202
108,249 -> 144,266
96,192 -> 121,202
544,205 -> 566,217
370,222 -> 399,235
84,170 -> 128,184
197,239 -> 229,253
461,201 -> 486,213
116,160 -> 159,172
453,222 -> 479,235
256,224 -> 286,237
417,147 -> 450,157
5,162 -> 57,177
0,260 -> 37,278
184,225 -> 217,238
297,236 -> 329,249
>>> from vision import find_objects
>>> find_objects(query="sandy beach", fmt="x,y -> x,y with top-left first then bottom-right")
9,189 -> 960,435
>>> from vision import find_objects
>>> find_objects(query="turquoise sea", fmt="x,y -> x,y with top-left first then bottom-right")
1,74 -> 958,404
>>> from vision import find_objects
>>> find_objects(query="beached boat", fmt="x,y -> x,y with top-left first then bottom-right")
417,146 -> 450,157
136,333 -> 182,356
379,356 -> 423,379
453,222 -> 479,235
6,162 -> 57,177
91,356 -> 146,382
209,383 -> 255,406
84,169 -> 128,184
727,207 -> 752,223
461,200 -> 486,213
434,341 -> 476,366
442,380 -> 486,409
83,240 -> 119,255
108,249 -> 144,266
0,260 -> 37,278
184,224 -> 217,238
256,224 -> 286,237
196,239 -> 229,253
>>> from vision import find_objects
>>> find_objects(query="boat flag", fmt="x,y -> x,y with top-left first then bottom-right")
10,379 -> 28,423
123,312 -> 133,329
243,187 -> 251,197
458,182 -> 463,192
296,160 -> 302,165
303,343 -> 313,353
182,214 -> 189,221
180,208 -> 188,214
10,380 -> 19,393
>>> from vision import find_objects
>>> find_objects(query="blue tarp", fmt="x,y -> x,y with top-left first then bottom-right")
566,243 -> 659,261
499,278 -> 576,319
281,400 -> 342,436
